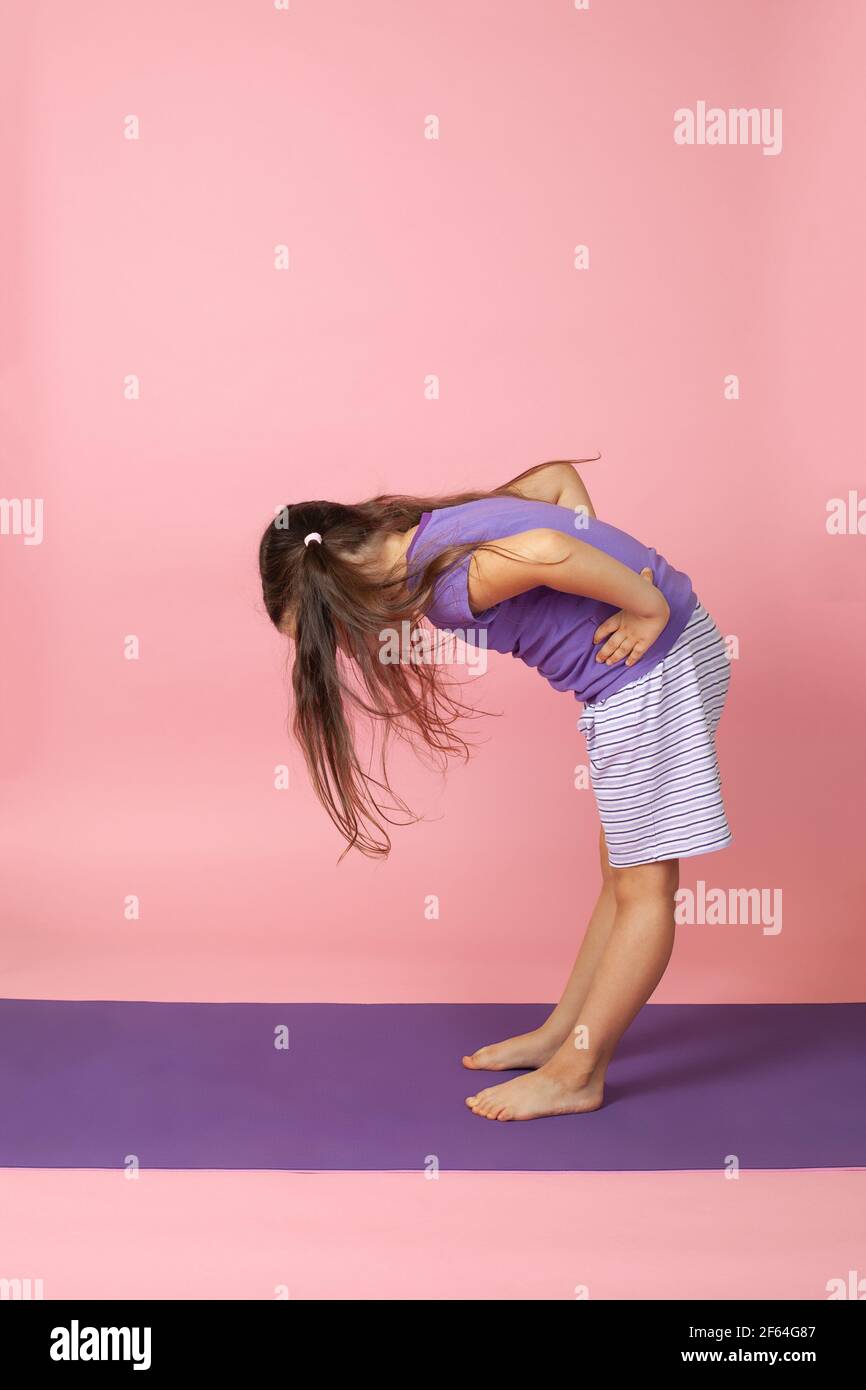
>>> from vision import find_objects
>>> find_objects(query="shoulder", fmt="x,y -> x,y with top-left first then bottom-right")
469,527 -> 582,610
423,495 -> 574,542
476,527 -> 576,561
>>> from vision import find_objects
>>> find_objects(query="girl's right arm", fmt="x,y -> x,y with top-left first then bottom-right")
500,461 -> 594,522
504,460 -> 597,520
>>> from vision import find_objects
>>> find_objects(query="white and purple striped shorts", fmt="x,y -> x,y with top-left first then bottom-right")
578,602 -> 732,868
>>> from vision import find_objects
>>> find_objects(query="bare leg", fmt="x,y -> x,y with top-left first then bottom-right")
541,828 -> 619,1044
463,828 -> 618,1071
466,857 -> 679,1120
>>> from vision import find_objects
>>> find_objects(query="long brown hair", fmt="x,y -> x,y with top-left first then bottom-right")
258,460 -> 596,858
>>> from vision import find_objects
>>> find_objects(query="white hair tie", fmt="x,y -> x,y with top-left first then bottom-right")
304,532 -> 323,546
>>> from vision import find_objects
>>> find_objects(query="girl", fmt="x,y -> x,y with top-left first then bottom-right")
259,460 -> 731,1122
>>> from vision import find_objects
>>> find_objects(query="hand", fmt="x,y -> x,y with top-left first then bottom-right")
593,568 -> 670,667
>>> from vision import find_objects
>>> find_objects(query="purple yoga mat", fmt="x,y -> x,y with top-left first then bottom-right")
1,1001 -> 863,1171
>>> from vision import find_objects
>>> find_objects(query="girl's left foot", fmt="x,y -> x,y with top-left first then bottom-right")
465,1055 -> 605,1122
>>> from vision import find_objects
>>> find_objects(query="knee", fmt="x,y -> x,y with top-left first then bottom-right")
612,858 -> 679,909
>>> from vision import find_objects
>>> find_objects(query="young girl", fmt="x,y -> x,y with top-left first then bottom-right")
259,460 -> 731,1122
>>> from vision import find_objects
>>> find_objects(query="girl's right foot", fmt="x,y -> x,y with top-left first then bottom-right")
462,1027 -> 566,1072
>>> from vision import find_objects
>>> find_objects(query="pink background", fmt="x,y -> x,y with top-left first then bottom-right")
2,1167 -> 861,1300
2,0 -> 865,1006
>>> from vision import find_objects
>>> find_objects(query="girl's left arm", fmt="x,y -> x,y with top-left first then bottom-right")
470,528 -> 669,668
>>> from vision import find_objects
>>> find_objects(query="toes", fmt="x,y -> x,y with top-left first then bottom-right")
466,1091 -> 515,1121
467,1083 -> 518,1120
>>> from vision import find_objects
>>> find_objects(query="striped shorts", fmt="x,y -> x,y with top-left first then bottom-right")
578,602 -> 732,868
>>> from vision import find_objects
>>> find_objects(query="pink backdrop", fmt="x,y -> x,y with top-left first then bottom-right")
3,1169 -> 860,1301
2,0 -> 864,1006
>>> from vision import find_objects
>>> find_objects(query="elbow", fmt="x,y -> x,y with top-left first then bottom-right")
549,461 -> 579,500
520,527 -> 578,566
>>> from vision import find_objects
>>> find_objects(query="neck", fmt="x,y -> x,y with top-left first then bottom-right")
378,523 -> 419,573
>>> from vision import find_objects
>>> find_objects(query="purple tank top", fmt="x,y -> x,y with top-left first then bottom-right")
405,496 -> 697,704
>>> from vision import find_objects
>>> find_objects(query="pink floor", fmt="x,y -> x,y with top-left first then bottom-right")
1,1168 -> 861,1300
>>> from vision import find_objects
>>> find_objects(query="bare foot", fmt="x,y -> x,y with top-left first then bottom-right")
465,1056 -> 605,1121
461,1027 -> 563,1072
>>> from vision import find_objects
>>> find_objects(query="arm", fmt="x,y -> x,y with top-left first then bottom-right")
469,528 -> 670,668
503,460 -> 597,520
